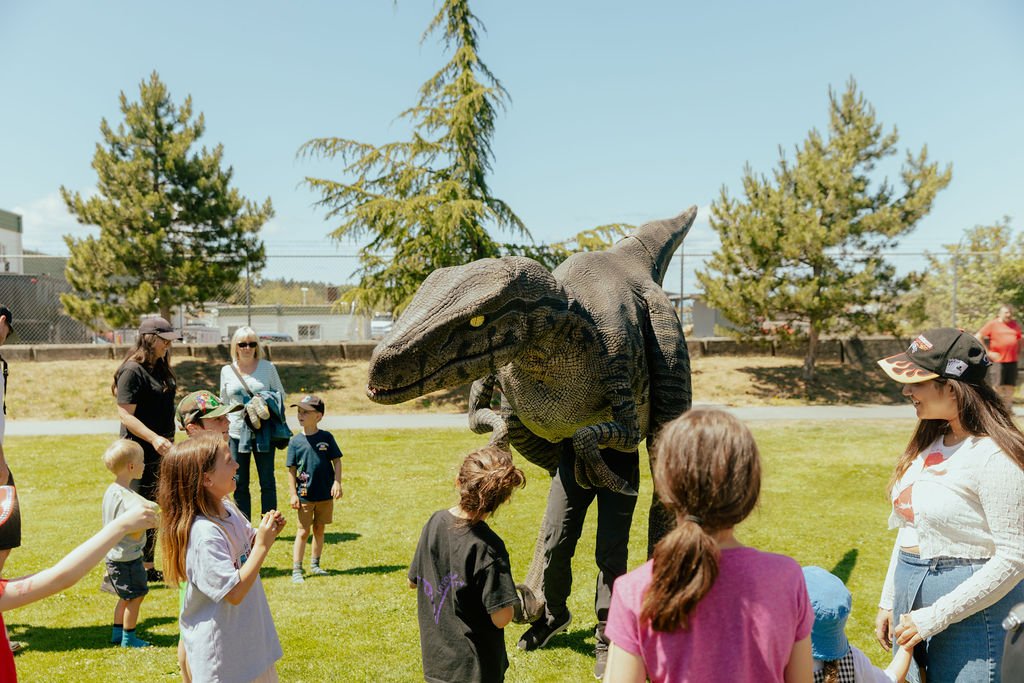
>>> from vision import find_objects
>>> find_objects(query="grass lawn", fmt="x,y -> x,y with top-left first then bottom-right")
5,421 -> 911,681
2,354 -> 932,423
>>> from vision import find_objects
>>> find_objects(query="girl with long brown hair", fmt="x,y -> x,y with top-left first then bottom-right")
158,432 -> 286,683
603,409 -> 814,682
875,328 -> 1024,682
408,446 -> 526,683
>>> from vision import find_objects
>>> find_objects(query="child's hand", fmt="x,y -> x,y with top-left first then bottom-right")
331,481 -> 343,500
254,510 -> 286,547
119,504 -> 158,534
290,494 -> 300,510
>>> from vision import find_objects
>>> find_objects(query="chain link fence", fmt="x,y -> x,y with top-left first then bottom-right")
0,250 -> 1008,345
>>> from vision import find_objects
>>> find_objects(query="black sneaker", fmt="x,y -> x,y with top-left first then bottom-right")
146,568 -> 164,583
594,642 -> 608,679
517,610 -> 572,651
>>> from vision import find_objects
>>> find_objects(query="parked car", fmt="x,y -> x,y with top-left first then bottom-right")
370,313 -> 395,339
258,332 -> 294,343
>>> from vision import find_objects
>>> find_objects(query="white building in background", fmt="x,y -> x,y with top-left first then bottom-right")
210,304 -> 372,343
0,209 -> 24,274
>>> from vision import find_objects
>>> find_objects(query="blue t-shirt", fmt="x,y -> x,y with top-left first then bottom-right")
285,430 -> 342,502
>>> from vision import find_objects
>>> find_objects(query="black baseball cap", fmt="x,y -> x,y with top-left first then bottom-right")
878,328 -> 991,385
139,316 -> 182,340
290,394 -> 325,413
0,306 -> 13,335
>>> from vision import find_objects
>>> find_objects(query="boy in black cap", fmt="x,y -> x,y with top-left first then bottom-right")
286,395 -> 343,583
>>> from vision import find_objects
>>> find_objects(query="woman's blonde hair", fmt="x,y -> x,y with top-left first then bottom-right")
157,432 -> 228,584
230,326 -> 262,362
641,409 -> 761,632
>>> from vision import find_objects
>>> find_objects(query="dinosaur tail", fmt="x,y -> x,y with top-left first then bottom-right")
615,206 -> 698,287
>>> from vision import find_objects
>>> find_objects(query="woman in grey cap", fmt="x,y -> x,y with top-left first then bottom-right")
112,316 -> 181,582
875,328 -> 1024,682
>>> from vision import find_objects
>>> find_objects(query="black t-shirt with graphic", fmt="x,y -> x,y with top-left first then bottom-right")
115,360 -> 176,451
285,430 -> 342,502
409,510 -> 518,683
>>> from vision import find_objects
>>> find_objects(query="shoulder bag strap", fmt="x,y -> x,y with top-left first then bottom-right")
230,362 -> 254,397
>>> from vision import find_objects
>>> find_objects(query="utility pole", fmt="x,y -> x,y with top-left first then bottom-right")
245,255 -> 252,327
951,236 -> 966,327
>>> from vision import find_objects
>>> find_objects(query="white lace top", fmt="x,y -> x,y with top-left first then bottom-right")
878,435 -> 1024,638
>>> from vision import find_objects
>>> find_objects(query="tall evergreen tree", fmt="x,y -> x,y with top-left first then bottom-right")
697,79 -> 952,380
300,0 -> 528,313
61,72 -> 272,328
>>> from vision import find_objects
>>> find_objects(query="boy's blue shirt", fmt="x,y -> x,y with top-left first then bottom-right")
286,429 -> 342,502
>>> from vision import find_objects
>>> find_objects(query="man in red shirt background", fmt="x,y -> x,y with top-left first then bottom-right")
977,304 -> 1023,408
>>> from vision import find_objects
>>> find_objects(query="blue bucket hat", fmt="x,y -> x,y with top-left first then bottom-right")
802,566 -> 851,661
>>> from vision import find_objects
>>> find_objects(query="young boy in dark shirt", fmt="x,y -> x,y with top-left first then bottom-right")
286,395 -> 343,583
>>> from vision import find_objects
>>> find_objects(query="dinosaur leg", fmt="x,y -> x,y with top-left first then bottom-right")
517,447 -> 598,634
593,449 -> 641,646
646,444 -> 675,558
508,422 -> 566,623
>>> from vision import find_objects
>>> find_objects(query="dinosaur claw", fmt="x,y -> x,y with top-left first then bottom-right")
616,481 -> 639,497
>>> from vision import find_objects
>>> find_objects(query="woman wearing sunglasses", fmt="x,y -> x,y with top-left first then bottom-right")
220,327 -> 287,521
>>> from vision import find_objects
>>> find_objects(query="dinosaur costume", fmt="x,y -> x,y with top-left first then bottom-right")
368,206 -> 695,622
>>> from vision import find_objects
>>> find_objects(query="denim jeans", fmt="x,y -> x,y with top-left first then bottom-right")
893,549 -> 1024,683
228,437 -> 277,522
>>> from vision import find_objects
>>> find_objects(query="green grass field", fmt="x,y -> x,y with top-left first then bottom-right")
5,421 -> 911,681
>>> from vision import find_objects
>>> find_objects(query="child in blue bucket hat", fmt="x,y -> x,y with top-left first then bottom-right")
804,566 -> 914,683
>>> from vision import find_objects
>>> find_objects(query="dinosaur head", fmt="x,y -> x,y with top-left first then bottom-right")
367,256 -> 567,404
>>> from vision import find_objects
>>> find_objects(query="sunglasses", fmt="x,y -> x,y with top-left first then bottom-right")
237,341 -> 259,349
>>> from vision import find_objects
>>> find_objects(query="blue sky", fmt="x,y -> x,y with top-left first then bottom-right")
1,1 -> 1021,290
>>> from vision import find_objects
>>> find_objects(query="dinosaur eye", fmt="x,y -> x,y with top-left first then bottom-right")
469,315 -> 485,328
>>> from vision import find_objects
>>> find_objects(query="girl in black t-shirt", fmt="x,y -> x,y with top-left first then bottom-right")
408,447 -> 526,683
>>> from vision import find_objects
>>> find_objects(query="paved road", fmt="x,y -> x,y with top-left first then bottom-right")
15,402 -> 1020,437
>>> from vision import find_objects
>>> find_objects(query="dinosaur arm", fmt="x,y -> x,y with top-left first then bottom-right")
571,416 -> 641,496
569,374 -> 642,495
468,376 -> 509,448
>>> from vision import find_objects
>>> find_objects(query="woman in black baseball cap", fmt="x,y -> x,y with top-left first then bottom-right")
874,328 -> 1024,682
111,316 -> 182,582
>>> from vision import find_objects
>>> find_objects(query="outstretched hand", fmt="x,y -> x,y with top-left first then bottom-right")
119,504 -> 158,535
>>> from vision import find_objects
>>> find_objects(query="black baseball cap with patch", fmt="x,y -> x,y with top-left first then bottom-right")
877,328 -> 991,385
290,394 -> 325,413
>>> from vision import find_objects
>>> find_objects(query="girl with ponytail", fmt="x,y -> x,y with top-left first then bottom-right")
604,409 -> 814,682
408,446 -> 526,682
